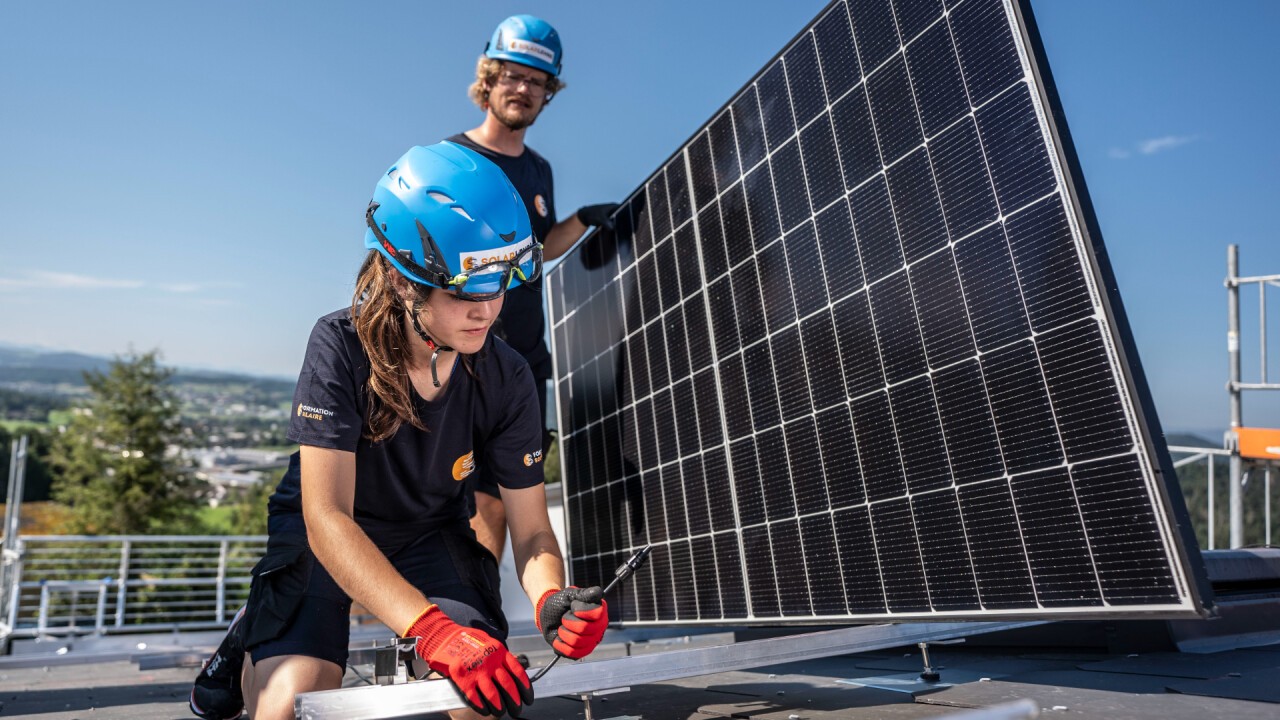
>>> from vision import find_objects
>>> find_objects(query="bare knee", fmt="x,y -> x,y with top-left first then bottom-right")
242,653 -> 343,720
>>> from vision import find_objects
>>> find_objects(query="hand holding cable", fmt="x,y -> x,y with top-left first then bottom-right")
404,604 -> 533,717
529,545 -> 650,683
535,586 -> 608,659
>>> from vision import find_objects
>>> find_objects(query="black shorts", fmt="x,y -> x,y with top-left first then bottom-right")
243,515 -> 506,670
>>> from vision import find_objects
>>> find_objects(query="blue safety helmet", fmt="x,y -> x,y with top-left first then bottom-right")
364,142 -> 539,300
484,14 -> 562,77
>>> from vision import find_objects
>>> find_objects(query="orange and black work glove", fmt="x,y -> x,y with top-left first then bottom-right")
535,586 -> 609,659
405,605 -> 533,717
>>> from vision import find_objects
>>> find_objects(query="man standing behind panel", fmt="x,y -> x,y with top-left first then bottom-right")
447,15 -> 617,560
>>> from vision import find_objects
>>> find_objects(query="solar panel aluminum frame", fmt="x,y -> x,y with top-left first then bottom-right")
546,0 -> 1213,625
1008,0 -> 1213,616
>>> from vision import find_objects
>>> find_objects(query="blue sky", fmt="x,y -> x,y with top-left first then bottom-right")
1,1 -> 1277,436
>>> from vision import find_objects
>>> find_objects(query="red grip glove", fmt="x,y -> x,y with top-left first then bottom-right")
405,605 -> 532,717
535,586 -> 609,659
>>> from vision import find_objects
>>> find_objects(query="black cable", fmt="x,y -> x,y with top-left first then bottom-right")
529,545 -> 652,683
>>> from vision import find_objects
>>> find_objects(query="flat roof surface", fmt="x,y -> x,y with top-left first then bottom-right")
5,629 -> 1280,719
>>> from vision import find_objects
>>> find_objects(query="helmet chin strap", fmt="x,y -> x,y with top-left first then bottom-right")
410,297 -> 454,388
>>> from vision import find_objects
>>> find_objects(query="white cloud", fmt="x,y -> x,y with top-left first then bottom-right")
35,271 -> 145,289
1138,134 -> 1198,155
157,283 -> 204,293
0,271 -> 238,294
1109,134 -> 1199,160
0,270 -> 143,290
157,280 -> 241,293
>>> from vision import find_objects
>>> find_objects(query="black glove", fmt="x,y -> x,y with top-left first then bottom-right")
535,585 -> 608,659
576,203 -> 619,230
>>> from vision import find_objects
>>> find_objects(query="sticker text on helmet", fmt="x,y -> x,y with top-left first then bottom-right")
460,237 -> 534,274
506,39 -> 556,65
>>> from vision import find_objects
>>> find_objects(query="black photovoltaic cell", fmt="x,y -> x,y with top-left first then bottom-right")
547,0 -> 1208,624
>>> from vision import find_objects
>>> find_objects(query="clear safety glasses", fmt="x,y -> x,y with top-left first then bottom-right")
366,202 -> 543,301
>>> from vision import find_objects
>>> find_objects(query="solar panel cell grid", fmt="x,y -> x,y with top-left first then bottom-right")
549,0 -> 1203,623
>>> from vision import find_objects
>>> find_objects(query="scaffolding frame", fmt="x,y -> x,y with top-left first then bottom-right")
1226,244 -> 1280,547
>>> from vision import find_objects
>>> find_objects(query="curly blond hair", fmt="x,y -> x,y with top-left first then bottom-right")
468,56 -> 564,110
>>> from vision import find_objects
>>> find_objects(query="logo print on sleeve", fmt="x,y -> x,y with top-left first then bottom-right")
297,403 -> 336,422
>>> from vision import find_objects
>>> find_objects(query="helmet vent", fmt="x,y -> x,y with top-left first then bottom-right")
451,207 -> 474,221
428,191 -> 454,204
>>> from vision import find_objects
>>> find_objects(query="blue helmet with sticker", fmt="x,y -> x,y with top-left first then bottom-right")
484,14 -> 562,77
364,142 -> 539,300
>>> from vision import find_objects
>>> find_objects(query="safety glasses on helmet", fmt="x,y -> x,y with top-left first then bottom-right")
366,202 -> 542,301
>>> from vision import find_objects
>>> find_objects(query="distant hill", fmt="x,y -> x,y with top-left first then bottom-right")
0,345 -> 292,393
0,347 -> 111,385
1165,432 -> 1221,449
0,346 -> 111,372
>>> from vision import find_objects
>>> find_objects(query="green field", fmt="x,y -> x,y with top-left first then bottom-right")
0,419 -> 46,433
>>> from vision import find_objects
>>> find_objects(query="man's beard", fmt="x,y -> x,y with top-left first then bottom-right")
493,101 -> 540,132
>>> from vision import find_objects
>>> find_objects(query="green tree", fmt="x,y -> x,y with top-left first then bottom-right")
48,351 -> 199,534
228,468 -> 278,535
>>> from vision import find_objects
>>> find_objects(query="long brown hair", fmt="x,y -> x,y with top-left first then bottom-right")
352,252 -> 483,442
352,251 -> 426,442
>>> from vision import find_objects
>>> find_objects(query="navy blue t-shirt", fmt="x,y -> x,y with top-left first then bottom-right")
269,308 -> 546,547
446,133 -> 555,381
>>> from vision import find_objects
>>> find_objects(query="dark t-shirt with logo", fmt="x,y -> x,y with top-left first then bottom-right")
445,133 -> 555,381
269,308 -> 545,548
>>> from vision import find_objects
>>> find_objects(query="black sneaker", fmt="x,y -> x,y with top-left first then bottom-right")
189,606 -> 246,720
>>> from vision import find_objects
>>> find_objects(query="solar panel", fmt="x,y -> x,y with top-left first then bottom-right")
546,0 -> 1211,624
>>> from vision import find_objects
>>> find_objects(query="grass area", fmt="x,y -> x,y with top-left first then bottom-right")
197,504 -> 237,534
0,419 -> 46,432
3,410 -> 74,432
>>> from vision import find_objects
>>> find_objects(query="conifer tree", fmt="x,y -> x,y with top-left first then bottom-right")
49,351 -> 197,534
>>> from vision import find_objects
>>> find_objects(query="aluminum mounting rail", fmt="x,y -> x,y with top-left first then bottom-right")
296,620 -> 1041,719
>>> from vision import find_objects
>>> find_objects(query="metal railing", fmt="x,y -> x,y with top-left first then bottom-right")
1,534 -> 266,639
1170,444 -> 1279,550
1169,445 -> 1230,550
